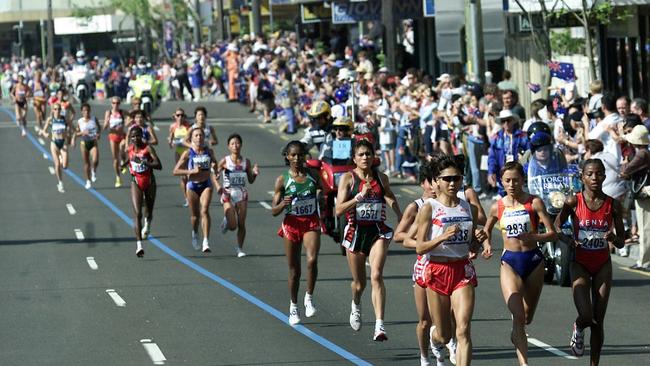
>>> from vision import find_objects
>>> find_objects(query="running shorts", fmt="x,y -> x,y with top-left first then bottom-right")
109,133 -> 124,144
341,223 -> 393,256
278,215 -> 320,244
424,258 -> 478,296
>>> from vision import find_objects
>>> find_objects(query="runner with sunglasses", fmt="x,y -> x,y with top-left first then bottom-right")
555,159 -> 625,363
336,139 -> 402,341
72,103 -> 101,189
126,126 -> 162,257
39,103 -> 71,193
483,161 -> 555,366
168,108 -> 191,206
272,140 -> 322,325
415,155 -> 491,366
103,96 -> 126,187
216,133 -> 259,257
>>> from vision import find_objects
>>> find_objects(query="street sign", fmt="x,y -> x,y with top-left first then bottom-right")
331,0 -> 422,24
423,0 -> 435,17
301,3 -> 331,23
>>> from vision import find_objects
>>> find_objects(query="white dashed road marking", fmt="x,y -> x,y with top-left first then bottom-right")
66,203 -> 76,215
105,289 -> 126,307
528,337 -> 577,360
74,229 -> 85,241
86,257 -> 98,270
259,201 -> 272,210
48,167 -> 55,175
140,339 -> 167,365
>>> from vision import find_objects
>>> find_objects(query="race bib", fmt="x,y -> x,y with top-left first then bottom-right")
442,221 -> 472,245
85,126 -> 98,138
229,171 -> 247,187
192,155 -> 211,170
52,123 -> 66,135
501,209 -> 531,238
356,201 -> 382,221
109,118 -> 123,129
291,197 -> 316,216
34,90 -> 44,97
130,160 -> 147,173
578,230 -> 608,250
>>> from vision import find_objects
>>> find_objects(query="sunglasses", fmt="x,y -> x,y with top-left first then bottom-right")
112,101 -> 120,105
333,127 -> 349,131
438,175 -> 462,182
174,114 -> 184,117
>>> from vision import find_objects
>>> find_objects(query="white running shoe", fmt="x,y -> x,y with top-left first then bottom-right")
304,294 -> 317,317
84,180 -> 92,189
57,181 -> 65,193
289,304 -> 301,325
349,303 -> 362,331
220,217 -> 228,234
420,354 -> 432,366
141,218 -> 150,239
236,247 -> 246,258
21,127 -> 26,137
182,199 -> 189,208
191,231 -> 200,251
570,322 -> 585,357
202,239 -> 211,253
34,125 -> 39,132
136,241 -> 144,257
446,338 -> 457,365
91,170 -> 97,183
430,326 -> 446,366
373,324 -> 388,342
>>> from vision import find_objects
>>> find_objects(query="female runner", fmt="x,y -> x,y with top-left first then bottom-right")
483,161 -> 556,366
72,103 -> 101,189
216,133 -> 259,257
39,103 -> 71,193
336,139 -> 402,341
555,159 -> 625,364
168,108 -> 191,206
394,161 -> 437,365
415,155 -> 490,366
103,96 -> 126,187
191,106 -> 218,146
128,109 -> 158,145
11,73 -> 30,136
32,70 -> 48,132
126,126 -> 162,257
173,127 -> 216,253
271,140 -> 321,325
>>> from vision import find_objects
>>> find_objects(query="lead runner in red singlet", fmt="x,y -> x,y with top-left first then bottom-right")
555,159 -> 625,364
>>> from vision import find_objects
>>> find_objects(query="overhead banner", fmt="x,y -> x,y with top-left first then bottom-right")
301,3 -> 331,23
331,0 -> 422,24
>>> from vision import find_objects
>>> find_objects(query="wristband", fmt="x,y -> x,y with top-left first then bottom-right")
355,193 -> 365,202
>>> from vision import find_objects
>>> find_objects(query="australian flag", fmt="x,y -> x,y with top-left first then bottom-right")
547,60 -> 576,81
527,82 -> 541,93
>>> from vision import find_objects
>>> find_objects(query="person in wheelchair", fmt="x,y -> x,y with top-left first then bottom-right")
319,116 -> 355,166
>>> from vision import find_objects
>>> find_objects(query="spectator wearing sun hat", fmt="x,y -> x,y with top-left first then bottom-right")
488,109 -> 530,196
620,125 -> 650,270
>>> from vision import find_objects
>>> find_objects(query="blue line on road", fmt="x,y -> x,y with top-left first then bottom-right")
0,107 -> 372,366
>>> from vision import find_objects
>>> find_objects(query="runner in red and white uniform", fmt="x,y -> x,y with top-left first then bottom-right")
556,159 -> 625,363
483,161 -> 556,366
336,139 -> 402,342
126,126 -> 162,257
271,140 -> 321,325
103,96 -> 126,187
394,161 -> 437,365
415,155 -> 490,366
216,133 -> 259,257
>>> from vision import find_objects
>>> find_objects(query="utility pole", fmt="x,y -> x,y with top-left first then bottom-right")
47,0 -> 55,66
467,0 -> 484,83
40,20 -> 46,62
381,0 -> 395,72
251,0 -> 261,36
193,0 -> 201,47
214,0 -> 225,42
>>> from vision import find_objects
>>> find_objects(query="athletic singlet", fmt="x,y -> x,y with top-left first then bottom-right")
51,117 -> 67,136
78,117 -> 98,141
426,198 -> 474,258
130,123 -> 151,142
497,196 -> 539,239
60,101 -> 70,116
191,123 -> 212,142
412,198 -> 429,283
223,155 -> 248,189
187,147 -> 212,172
15,87 -> 26,98
128,144 -> 152,175
108,111 -> 124,130
346,171 -> 386,226
575,192 -> 612,254
283,171 -> 318,217
171,123 -> 189,147
33,83 -> 45,98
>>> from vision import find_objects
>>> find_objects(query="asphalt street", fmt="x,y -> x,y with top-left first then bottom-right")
0,99 -> 649,366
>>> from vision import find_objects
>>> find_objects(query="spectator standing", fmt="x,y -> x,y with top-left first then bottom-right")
496,70 -> 518,93
620,125 -> 650,270
501,89 -> 526,120
588,92 -> 623,161
488,110 -> 529,196
631,98 -> 650,131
